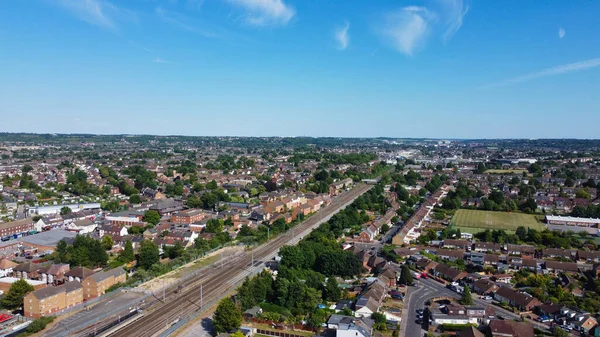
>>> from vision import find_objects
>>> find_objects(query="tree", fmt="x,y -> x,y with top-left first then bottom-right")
1,279 -> 34,310
323,277 -> 341,302
101,236 -> 114,250
120,240 -> 135,263
553,328 -> 569,337
213,297 -> 242,333
167,241 -> 185,259
399,265 -> 413,285
371,312 -> 386,324
137,240 -> 159,269
515,226 -> 527,242
460,285 -> 473,305
129,194 -> 142,204
231,332 -> 245,337
565,177 -> 574,187
60,206 -> 72,216
576,189 -> 591,199
143,210 -> 161,226
205,219 -> 224,233
381,224 -> 390,234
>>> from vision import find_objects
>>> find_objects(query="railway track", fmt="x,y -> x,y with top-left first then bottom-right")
104,183 -> 373,337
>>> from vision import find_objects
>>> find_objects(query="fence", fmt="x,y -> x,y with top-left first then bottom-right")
256,329 -> 312,337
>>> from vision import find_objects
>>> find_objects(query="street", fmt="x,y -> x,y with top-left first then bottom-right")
400,278 -> 551,337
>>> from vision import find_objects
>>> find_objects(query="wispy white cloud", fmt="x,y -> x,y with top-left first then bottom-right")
482,57 -> 600,88
559,27 -> 565,39
440,0 -> 469,43
154,57 -> 171,64
128,40 -> 153,53
227,0 -> 295,27
375,0 -> 469,56
334,21 -> 350,50
378,6 -> 432,56
52,0 -> 136,30
186,0 -> 205,10
155,6 -> 218,38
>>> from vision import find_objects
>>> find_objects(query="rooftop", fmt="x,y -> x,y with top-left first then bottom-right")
18,230 -> 78,247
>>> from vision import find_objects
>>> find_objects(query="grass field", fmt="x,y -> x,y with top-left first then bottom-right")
452,209 -> 543,233
484,169 -> 527,175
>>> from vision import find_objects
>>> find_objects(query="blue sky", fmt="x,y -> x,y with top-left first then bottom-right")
1,0 -> 599,138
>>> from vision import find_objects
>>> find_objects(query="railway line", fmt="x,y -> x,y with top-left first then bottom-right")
103,183 -> 373,337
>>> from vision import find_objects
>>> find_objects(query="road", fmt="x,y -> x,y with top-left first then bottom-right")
400,278 -> 551,337
381,221 -> 403,244
102,183 -> 374,337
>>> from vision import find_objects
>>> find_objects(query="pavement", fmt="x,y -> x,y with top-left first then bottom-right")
399,278 -> 551,337
175,314 -> 214,337
43,291 -> 147,337
381,222 -> 403,244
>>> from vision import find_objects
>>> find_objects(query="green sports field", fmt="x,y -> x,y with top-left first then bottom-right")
451,209 -> 543,233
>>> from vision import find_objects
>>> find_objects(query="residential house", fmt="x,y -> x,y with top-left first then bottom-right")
415,258 -> 438,273
493,286 -> 541,312
573,314 -> 598,333
24,281 -> 83,318
0,258 -> 18,277
98,224 -> 128,237
544,260 -> 580,274
504,244 -> 535,256
492,274 -> 512,284
13,262 -> 46,280
473,242 -> 502,253
542,248 -> 575,260
436,248 -> 465,262
65,266 -> 95,282
328,314 -> 373,337
472,278 -> 499,295
488,319 -> 534,337
82,268 -> 126,299
577,250 -> 600,263
443,239 -> 471,250
329,178 -> 353,196
354,296 -> 380,318
432,264 -> 468,282
39,264 -> 70,285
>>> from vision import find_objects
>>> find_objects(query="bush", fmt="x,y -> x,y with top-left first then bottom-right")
259,302 -> 293,318
18,316 -> 56,336
441,324 -> 476,332
106,282 -> 126,293
260,311 -> 283,322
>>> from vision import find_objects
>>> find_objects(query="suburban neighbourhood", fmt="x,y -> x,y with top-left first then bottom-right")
0,136 -> 599,337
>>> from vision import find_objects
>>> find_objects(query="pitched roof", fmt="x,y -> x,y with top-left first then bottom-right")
0,259 -> 18,270
495,286 -> 540,308
65,266 -> 95,279
545,260 -> 579,272
29,285 -> 63,300
14,262 -> 47,273
489,319 -> 533,337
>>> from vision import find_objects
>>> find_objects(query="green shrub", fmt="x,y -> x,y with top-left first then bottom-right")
259,302 -> 292,317
17,316 -> 56,336
441,323 -> 476,332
